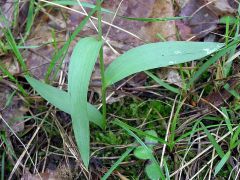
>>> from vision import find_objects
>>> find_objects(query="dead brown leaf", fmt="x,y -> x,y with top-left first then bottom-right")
23,13 -> 70,80
21,164 -> 74,180
142,0 -> 176,41
0,0 -> 14,36
205,0 -> 237,15
0,83 -> 26,133
1,56 -> 20,75
178,0 -> 219,40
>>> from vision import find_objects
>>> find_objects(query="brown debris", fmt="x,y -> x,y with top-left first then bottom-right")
0,83 -> 26,133
177,0 -> 238,40
178,0 -> 218,40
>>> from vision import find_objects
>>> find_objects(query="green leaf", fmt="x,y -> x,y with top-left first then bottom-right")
230,125 -> 240,149
112,119 -> 166,144
163,159 -> 170,180
105,42 -> 224,86
25,0 -> 34,38
221,107 -> 233,135
134,146 -> 153,160
200,122 -> 225,158
224,83 -> 240,100
214,151 -> 231,176
51,0 -> 112,14
122,16 -> 187,22
219,16 -> 238,25
45,3 -> 99,81
68,37 -> 102,168
145,71 -> 180,94
25,76 -> 104,128
145,161 -> 163,180
188,40 -> 238,87
49,1 -> 186,23
144,130 -> 159,146
0,62 -> 27,95
102,147 -> 134,180
113,120 -> 165,179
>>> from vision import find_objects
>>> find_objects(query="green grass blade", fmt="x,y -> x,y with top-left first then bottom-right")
145,71 -> 180,94
50,1 -> 186,23
0,9 -> 28,73
1,152 -> 5,180
221,107 -> 233,135
122,16 -> 187,22
224,83 -> 240,100
188,41 -> 238,88
163,159 -> 170,180
68,37 -> 102,168
200,122 -> 225,158
224,18 -> 239,77
101,147 -> 134,180
0,132 -> 17,159
230,125 -> 240,149
214,151 -> 231,176
50,0 -> 112,14
169,98 -> 184,150
105,42 -> 224,86
0,63 -> 27,95
112,119 -> 166,144
25,75 -> 103,128
45,5 -> 98,81
1,28 -> 28,73
25,0 -> 35,38
13,0 -> 19,28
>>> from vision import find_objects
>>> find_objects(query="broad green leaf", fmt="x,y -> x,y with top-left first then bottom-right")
214,151 -> 231,176
134,146 -> 153,160
145,161 -> 163,180
25,76 -> 104,128
68,37 -> 102,168
144,130 -> 159,146
105,42 -> 224,86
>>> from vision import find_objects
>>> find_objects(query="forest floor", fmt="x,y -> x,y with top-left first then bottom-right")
0,0 -> 240,179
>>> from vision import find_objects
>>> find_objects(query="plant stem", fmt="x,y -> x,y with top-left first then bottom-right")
96,0 -> 107,128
